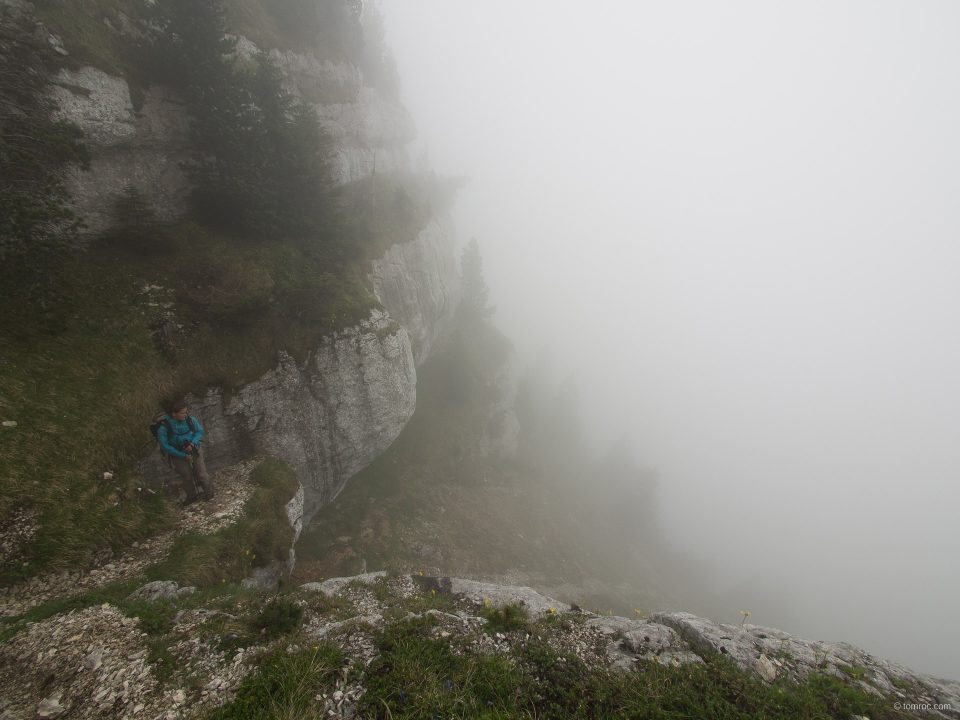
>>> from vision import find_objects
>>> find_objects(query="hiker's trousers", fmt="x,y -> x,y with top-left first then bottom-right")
169,454 -> 213,500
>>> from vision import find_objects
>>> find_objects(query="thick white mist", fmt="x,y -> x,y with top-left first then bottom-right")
379,0 -> 960,680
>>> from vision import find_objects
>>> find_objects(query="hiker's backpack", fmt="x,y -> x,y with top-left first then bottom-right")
149,412 -> 197,461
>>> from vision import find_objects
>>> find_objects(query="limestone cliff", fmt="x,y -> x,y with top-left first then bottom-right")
139,310 -> 417,525
369,215 -> 461,366
51,34 -> 460,529
51,67 -> 190,236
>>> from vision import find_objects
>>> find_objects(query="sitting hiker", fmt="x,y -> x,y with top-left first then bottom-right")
157,400 -> 214,504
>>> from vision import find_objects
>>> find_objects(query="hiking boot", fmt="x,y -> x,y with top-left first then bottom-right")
183,496 -> 199,507
204,491 -> 215,502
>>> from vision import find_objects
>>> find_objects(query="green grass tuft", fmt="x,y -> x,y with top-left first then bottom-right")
211,641 -> 343,720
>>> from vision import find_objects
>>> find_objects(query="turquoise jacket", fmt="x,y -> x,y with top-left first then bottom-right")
157,414 -> 203,458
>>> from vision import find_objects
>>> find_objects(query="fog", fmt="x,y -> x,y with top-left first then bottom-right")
378,0 -> 960,680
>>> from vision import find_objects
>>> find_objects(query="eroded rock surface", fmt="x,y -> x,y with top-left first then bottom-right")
650,612 -> 960,718
138,310 -> 416,525
51,34 -> 415,233
369,216 -> 460,366
51,68 -> 190,235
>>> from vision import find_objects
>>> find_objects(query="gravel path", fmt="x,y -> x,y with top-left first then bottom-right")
0,458 -> 261,618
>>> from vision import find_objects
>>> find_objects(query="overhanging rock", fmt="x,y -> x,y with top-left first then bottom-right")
139,310 -> 416,525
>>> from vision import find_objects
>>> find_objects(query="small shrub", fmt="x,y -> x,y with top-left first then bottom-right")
252,596 -> 303,640
482,603 -> 529,633
146,638 -> 175,685
124,600 -> 176,636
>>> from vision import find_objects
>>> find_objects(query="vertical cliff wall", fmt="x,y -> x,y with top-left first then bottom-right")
51,27 -> 461,547
369,215 -> 461,366
53,37 -> 417,235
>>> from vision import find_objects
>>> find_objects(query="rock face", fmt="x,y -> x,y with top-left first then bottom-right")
51,67 -> 190,236
647,611 -> 960,717
241,40 -> 416,185
369,216 -> 461,366
139,310 -> 417,523
51,35 -> 414,231
313,85 -> 415,184
47,26 -> 458,552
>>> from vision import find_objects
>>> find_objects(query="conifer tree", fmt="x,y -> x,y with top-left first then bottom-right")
0,22 -> 90,335
142,0 -> 336,240
460,238 -> 495,319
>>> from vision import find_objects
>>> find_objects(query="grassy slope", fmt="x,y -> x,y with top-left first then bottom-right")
0,0 -> 442,580
294,317 -> 685,617
0,220 -> 380,579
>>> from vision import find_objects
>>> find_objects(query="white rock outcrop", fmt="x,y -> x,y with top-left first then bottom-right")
139,310 -> 417,523
51,67 -> 190,235
313,86 -> 415,184
270,48 -> 363,105
416,576 -> 571,618
369,216 -> 461,366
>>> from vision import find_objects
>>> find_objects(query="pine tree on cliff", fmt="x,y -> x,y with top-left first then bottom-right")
460,238 -> 496,319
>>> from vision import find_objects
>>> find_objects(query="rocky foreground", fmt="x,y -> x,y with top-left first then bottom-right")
0,570 -> 957,720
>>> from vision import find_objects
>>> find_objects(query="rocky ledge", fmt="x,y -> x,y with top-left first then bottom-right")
1,572 -> 956,719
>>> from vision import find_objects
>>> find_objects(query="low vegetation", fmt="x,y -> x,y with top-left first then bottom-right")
0,217 -> 375,580
146,459 -> 299,588
0,564 -> 910,719
211,642 -> 343,720
210,598 -> 893,720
